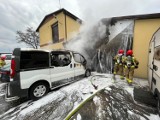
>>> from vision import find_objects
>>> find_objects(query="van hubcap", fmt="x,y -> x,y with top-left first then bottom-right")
33,85 -> 46,97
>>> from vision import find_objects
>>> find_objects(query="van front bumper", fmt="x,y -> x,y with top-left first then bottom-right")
5,81 -> 28,102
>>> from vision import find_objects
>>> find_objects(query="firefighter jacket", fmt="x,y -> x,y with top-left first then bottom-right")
123,55 -> 139,69
0,59 -> 6,68
113,54 -> 125,65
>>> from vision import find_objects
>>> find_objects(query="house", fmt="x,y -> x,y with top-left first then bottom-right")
36,8 -> 82,50
37,9 -> 160,79
108,13 -> 160,78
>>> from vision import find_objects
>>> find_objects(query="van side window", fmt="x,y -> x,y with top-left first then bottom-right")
73,53 -> 86,64
154,46 -> 160,61
20,51 -> 49,70
51,52 -> 71,67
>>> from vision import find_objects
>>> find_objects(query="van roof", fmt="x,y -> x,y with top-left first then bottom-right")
20,48 -> 50,52
20,48 -> 74,53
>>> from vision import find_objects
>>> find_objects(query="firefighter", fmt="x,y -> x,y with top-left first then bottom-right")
0,55 -> 6,68
113,49 -> 125,79
123,50 -> 139,85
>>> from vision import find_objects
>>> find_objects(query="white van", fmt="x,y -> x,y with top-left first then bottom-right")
6,48 -> 91,101
148,28 -> 160,113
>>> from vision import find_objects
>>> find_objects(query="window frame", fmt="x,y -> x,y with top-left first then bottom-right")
73,52 -> 86,64
50,51 -> 71,67
51,22 -> 59,43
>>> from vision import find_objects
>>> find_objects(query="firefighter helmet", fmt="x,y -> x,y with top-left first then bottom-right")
127,50 -> 133,56
1,55 -> 6,60
118,49 -> 124,54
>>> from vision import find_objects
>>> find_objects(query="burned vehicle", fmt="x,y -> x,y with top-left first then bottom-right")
6,48 -> 91,101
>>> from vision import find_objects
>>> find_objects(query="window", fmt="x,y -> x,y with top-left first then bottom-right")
52,22 -> 59,43
20,51 -> 49,69
5,55 -> 12,60
50,52 -> 71,67
154,46 -> 160,61
73,53 -> 86,64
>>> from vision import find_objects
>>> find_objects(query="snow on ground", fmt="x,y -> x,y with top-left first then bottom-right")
19,74 -> 111,118
0,82 -> 6,96
0,73 -> 114,120
0,73 -> 159,120
70,73 -> 160,120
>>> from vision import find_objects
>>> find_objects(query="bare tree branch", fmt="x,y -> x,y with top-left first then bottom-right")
16,27 -> 39,49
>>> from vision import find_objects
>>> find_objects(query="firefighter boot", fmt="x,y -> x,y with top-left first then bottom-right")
120,75 -> 124,80
126,78 -> 133,85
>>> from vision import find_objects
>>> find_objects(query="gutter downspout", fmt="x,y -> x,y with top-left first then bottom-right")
64,11 -> 67,41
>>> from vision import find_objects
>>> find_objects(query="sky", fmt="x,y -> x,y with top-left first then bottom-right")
0,0 -> 160,53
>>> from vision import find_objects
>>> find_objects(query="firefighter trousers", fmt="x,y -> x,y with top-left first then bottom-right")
124,66 -> 135,81
114,63 -> 124,77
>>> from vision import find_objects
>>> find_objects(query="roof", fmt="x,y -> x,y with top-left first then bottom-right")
110,13 -> 160,23
36,8 -> 82,32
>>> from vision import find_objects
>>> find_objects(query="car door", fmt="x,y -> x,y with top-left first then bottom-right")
72,52 -> 86,77
50,51 -> 74,88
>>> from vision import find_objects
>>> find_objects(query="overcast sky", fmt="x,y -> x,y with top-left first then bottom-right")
0,0 -> 160,53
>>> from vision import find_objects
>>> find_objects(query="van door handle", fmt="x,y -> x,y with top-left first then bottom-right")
153,65 -> 158,71
70,64 -> 72,68
74,63 -> 76,68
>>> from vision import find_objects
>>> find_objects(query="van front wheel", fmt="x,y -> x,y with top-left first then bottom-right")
85,69 -> 91,77
29,82 -> 49,100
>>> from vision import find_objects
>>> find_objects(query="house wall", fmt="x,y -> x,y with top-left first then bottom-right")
39,12 -> 81,50
133,18 -> 160,79
65,15 -> 81,40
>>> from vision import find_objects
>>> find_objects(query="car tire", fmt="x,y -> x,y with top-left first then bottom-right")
158,96 -> 160,116
29,82 -> 49,100
85,69 -> 91,77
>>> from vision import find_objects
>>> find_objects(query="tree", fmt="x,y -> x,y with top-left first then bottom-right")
16,27 -> 39,49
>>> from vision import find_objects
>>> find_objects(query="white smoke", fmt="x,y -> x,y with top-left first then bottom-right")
65,19 -> 111,61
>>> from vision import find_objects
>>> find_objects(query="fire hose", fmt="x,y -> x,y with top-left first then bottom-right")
65,89 -> 102,120
65,75 -> 109,120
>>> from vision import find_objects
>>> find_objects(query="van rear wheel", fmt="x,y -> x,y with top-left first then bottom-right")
29,82 -> 49,100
